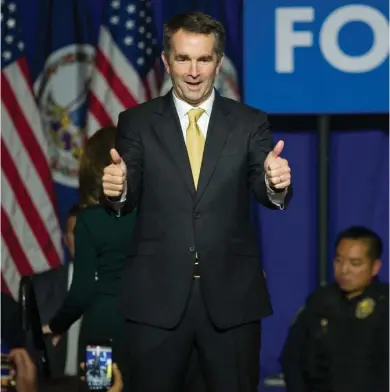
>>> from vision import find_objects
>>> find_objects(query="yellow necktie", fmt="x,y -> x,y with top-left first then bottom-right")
186,108 -> 205,189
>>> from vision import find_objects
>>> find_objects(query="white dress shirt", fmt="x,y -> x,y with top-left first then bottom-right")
64,263 -> 82,376
172,89 -> 215,141
116,89 -> 286,209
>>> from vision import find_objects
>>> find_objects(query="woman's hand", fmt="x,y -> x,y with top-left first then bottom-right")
42,324 -> 61,346
41,324 -> 52,335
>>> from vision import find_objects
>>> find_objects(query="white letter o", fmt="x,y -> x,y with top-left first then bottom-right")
320,5 -> 389,73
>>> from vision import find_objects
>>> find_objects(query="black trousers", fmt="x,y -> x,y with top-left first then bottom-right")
116,279 -> 261,392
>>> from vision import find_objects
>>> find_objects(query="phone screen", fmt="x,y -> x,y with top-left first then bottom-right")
85,344 -> 113,391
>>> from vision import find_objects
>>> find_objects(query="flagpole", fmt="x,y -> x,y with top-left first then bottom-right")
317,114 -> 330,287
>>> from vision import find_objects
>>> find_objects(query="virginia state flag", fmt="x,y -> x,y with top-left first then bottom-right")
31,0 -> 95,231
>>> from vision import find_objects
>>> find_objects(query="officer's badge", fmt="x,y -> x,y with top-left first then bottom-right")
320,318 -> 328,327
355,297 -> 375,319
320,318 -> 328,334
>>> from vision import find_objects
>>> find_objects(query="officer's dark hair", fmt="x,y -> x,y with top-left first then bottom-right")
163,12 -> 225,60
335,226 -> 383,261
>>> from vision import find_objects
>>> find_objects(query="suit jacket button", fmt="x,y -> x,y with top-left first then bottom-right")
189,246 -> 195,253
193,212 -> 200,219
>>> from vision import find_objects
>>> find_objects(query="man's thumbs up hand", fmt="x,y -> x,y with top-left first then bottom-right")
102,149 -> 127,198
110,148 -> 123,165
264,140 -> 291,190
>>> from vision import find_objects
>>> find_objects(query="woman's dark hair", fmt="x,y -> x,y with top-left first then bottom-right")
78,126 -> 116,206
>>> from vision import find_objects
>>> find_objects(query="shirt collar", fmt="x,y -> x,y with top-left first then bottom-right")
172,88 -> 215,119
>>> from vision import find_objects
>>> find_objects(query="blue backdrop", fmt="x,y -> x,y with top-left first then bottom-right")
258,125 -> 389,375
244,0 -> 389,113
18,0 -> 389,379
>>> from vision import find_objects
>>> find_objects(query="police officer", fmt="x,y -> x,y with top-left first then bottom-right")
280,226 -> 389,392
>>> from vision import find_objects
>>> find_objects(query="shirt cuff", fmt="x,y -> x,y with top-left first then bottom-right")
106,182 -> 127,217
265,174 -> 287,210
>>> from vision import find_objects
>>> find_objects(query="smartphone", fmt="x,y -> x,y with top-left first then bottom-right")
85,341 -> 113,392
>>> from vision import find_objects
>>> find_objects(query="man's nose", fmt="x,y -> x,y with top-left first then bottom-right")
188,60 -> 200,77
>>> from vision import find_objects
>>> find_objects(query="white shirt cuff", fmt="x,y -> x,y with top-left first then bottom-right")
265,174 -> 287,210
107,182 -> 127,217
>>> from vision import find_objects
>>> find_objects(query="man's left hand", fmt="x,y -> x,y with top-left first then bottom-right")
264,140 -> 291,191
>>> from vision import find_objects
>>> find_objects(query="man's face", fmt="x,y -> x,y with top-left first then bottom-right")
334,239 -> 381,296
161,29 -> 223,106
64,215 -> 77,260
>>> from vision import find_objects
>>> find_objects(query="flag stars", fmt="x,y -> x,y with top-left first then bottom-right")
2,51 -> 11,60
8,2 -> 16,12
125,19 -> 134,29
138,41 -> 145,49
139,10 -> 145,17
7,18 -> 15,28
146,32 -> 152,39
127,4 -> 135,13
111,0 -> 120,9
5,35 -> 13,44
139,26 -> 145,34
110,15 -> 119,24
17,41 -> 24,51
137,57 -> 144,66
124,36 -> 133,46
146,16 -> 151,23
146,47 -> 152,55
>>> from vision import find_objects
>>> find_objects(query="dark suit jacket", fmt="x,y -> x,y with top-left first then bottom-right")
31,264 -> 69,377
1,292 -> 25,349
116,91 -> 293,330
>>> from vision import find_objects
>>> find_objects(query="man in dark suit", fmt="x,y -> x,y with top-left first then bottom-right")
31,204 -> 82,377
102,12 -> 293,392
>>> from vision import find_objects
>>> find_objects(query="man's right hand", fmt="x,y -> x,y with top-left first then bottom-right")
102,149 -> 127,198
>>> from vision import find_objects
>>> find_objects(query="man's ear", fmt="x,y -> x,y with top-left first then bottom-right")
161,51 -> 170,74
216,54 -> 224,75
372,259 -> 382,277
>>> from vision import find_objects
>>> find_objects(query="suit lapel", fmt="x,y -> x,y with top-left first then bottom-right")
195,95 -> 232,205
152,92 -> 196,197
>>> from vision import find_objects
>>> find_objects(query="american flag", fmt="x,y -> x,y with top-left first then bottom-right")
1,0 -> 62,298
86,0 -> 161,136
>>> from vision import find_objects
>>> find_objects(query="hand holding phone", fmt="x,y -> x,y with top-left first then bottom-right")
1,353 -> 15,391
85,341 -> 113,392
6,349 -> 37,392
